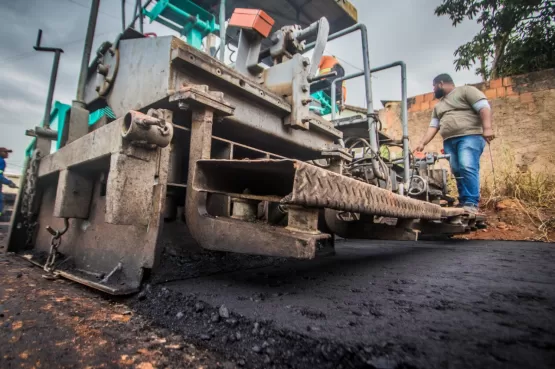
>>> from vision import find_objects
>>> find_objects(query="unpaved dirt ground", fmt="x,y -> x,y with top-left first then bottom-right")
1,232 -> 555,369
460,200 -> 555,242
0,235 -> 227,369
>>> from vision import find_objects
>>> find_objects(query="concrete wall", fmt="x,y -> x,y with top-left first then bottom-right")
380,69 -> 555,183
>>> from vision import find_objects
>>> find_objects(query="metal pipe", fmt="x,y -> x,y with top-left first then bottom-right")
121,0 -> 126,32
308,70 -> 337,83
366,61 -> 410,188
293,20 -> 319,41
330,71 -> 363,120
75,0 -> 100,107
133,0 -> 140,30
42,50 -> 61,129
131,0 -> 153,33
139,2 -> 144,33
307,24 -> 382,179
33,29 -> 64,129
219,0 -> 226,62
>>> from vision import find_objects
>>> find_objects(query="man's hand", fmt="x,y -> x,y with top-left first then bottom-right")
414,142 -> 425,153
415,127 -> 439,154
483,128 -> 495,143
8,182 -> 18,189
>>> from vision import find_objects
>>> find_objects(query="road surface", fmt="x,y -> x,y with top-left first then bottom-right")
1,237 -> 554,368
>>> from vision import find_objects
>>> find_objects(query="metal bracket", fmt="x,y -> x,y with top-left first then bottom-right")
170,84 -> 235,116
321,148 -> 353,163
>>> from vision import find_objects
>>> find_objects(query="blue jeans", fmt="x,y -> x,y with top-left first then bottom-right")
0,191 -> 3,216
443,135 -> 486,207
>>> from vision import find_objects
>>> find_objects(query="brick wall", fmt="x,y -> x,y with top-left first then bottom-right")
380,69 -> 555,183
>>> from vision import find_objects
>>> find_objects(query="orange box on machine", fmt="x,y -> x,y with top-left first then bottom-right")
229,8 -> 275,38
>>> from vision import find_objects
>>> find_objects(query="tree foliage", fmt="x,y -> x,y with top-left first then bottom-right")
435,0 -> 555,80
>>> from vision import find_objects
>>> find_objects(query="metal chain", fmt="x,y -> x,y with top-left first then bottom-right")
43,218 -> 70,274
20,149 -> 41,247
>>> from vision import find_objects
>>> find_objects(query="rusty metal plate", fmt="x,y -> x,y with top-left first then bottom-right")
169,85 -> 235,117
289,161 -> 444,219
193,159 -> 445,220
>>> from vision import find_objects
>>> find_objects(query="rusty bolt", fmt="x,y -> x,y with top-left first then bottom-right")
302,58 -> 310,67
301,85 -> 309,92
301,118 -> 311,123
302,98 -> 313,106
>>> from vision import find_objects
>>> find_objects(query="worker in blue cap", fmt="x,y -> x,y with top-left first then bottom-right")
0,147 -> 18,217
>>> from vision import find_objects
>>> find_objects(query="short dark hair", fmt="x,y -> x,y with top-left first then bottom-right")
433,73 -> 454,85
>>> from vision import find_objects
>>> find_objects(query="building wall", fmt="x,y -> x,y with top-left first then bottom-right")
380,69 -> 555,183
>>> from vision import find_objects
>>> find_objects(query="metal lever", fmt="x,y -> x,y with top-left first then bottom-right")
33,29 -> 64,130
293,17 -> 329,78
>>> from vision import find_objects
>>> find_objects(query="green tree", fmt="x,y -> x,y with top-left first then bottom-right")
435,0 -> 555,80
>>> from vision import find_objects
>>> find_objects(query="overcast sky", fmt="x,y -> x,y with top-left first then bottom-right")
0,0 -> 481,173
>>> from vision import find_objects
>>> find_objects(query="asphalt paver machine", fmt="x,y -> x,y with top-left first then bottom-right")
8,0 -> 484,294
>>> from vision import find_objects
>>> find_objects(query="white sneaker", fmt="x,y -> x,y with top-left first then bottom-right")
463,205 -> 480,214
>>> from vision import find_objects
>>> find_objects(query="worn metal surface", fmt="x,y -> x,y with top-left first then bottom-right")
230,198 -> 257,221
169,84 -> 235,116
170,41 -> 341,155
170,40 -> 290,114
105,152 -> 159,226
65,104 -> 90,145
234,29 -> 264,77
53,169 -> 93,219
186,107 -> 332,259
288,161 -> 442,219
84,36 -> 174,114
82,36 -> 339,158
325,211 -> 419,240
122,110 -> 174,148
38,117 -> 124,177
193,159 -> 445,220
28,178 -> 158,294
15,110 -> 173,294
286,206 -> 319,234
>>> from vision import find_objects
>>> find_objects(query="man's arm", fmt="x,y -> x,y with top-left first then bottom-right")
0,160 -> 16,187
466,86 -> 495,143
476,103 -> 494,142
0,171 -> 16,187
415,127 -> 439,152
414,110 -> 440,152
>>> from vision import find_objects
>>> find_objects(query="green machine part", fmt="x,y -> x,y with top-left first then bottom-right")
143,0 -> 220,49
310,90 -> 336,116
25,102 -> 115,157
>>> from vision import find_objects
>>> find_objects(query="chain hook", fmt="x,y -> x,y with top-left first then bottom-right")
43,218 -> 70,274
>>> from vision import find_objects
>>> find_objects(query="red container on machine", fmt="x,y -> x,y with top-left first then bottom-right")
229,8 -> 275,37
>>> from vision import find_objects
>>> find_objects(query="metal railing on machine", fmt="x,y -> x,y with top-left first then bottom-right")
304,26 -> 411,194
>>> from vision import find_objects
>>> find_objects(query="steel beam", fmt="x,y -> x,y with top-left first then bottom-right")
193,159 -> 446,220
185,106 -> 332,259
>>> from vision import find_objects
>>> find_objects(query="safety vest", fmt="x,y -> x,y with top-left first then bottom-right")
318,56 -> 347,102
318,56 -> 339,75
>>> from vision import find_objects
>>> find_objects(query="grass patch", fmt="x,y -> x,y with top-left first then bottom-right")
481,147 -> 555,241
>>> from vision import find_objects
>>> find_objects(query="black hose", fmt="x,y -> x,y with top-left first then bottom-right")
227,42 -> 236,63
